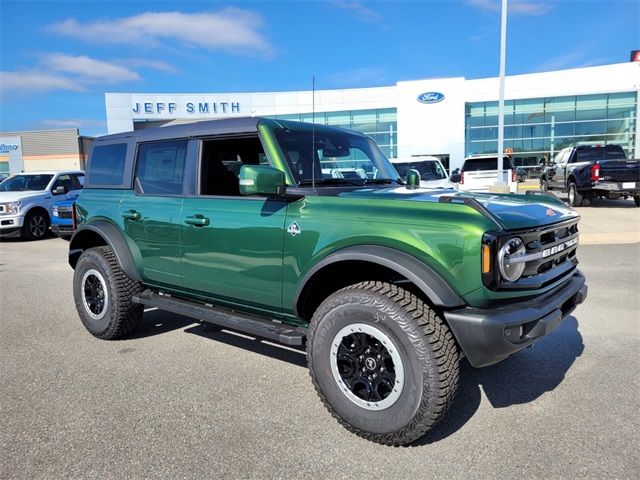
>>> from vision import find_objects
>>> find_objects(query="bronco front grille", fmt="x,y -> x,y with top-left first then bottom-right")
484,218 -> 580,291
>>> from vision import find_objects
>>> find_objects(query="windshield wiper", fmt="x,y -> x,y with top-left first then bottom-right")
363,178 -> 403,185
298,178 -> 364,187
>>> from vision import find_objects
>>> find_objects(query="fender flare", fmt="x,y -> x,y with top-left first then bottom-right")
294,245 -> 465,316
68,221 -> 142,282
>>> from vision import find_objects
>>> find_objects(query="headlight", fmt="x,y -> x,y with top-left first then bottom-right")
52,205 -> 59,215
498,237 -> 526,282
0,201 -> 21,215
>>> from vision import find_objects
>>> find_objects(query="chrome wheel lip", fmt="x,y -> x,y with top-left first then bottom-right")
330,323 -> 404,411
81,269 -> 108,320
29,215 -> 46,237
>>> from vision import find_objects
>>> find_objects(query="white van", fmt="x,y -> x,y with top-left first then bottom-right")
390,156 -> 453,189
455,155 -> 517,193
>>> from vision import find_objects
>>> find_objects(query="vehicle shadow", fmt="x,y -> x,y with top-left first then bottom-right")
184,323 -> 308,367
125,308 -> 308,367
125,310 -> 583,445
552,193 -> 637,209
414,315 -> 584,446
125,309 -> 199,339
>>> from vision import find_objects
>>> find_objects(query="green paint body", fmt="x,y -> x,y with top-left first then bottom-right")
75,120 -> 580,326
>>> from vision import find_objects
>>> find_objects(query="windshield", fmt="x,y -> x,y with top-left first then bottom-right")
0,174 -> 53,192
394,160 -> 446,180
273,127 -> 399,186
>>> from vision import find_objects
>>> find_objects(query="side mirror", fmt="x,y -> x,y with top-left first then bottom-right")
405,169 -> 421,189
239,165 -> 286,196
53,186 -> 67,195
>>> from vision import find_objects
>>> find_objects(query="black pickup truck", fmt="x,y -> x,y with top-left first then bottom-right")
540,145 -> 640,207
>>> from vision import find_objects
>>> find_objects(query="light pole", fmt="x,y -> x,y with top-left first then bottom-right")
497,0 -> 507,184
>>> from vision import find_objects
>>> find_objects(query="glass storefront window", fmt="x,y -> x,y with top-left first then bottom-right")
465,92 -> 637,166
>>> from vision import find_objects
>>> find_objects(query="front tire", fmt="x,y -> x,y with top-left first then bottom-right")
22,210 -> 49,240
568,182 -> 583,207
307,281 -> 459,446
73,246 -> 144,339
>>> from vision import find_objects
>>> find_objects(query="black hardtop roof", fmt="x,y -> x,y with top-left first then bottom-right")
94,116 -> 367,144
95,117 -> 260,144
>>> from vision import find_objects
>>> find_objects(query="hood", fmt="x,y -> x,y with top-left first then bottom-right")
0,190 -> 47,203
340,187 -> 577,230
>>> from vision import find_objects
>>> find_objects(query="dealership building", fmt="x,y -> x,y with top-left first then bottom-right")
103,61 -> 636,172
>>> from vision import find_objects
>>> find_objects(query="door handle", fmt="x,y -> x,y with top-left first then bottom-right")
185,215 -> 210,227
122,210 -> 141,220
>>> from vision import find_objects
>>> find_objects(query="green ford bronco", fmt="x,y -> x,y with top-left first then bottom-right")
69,117 -> 587,445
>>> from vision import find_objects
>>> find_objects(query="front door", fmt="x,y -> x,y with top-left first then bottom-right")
180,197 -> 287,314
179,135 -> 286,315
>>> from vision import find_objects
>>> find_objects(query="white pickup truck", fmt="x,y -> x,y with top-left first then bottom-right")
0,170 -> 84,240
453,155 -> 518,194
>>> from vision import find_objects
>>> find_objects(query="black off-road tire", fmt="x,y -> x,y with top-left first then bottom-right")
634,195 -> 640,207
73,246 -> 144,339
307,281 -> 459,446
568,182 -> 583,207
22,209 -> 49,240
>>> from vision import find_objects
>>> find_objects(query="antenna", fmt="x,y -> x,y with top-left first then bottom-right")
311,75 -> 316,192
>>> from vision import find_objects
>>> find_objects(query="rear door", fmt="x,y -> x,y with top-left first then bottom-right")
120,139 -> 187,287
180,136 -> 287,315
461,157 -> 498,191
548,149 -> 567,189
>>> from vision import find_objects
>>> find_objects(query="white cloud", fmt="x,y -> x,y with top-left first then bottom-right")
0,70 -> 85,97
467,0 -> 552,15
39,118 -> 107,130
1,54 -> 175,98
330,1 -> 382,23
42,54 -> 140,83
49,8 -> 274,56
535,52 -> 606,72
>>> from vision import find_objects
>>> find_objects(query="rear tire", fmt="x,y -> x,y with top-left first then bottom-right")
22,210 -> 49,240
307,281 -> 459,446
568,182 -> 583,207
634,195 -> 640,207
73,246 -> 144,339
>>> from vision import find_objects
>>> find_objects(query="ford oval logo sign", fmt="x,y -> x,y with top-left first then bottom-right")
417,92 -> 445,104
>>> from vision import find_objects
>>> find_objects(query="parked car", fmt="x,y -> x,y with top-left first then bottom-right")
69,118 -> 587,445
390,156 -> 454,189
516,167 -> 527,182
0,170 -> 84,240
540,145 -> 640,207
51,199 -> 76,240
452,155 -> 518,193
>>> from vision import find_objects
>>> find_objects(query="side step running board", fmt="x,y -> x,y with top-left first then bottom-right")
133,291 -> 306,346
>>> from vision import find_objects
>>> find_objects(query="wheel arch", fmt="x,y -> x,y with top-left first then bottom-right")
24,205 -> 51,222
68,221 -> 142,282
294,245 -> 465,321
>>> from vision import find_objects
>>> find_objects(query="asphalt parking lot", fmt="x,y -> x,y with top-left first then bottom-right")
1,205 -> 639,479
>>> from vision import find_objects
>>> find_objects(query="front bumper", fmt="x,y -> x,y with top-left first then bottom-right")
0,214 -> 24,234
444,270 -> 587,368
51,223 -> 74,236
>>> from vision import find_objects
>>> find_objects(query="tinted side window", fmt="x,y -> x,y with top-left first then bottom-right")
136,140 -> 187,195
72,174 -> 85,190
52,174 -> 75,192
88,144 -> 127,186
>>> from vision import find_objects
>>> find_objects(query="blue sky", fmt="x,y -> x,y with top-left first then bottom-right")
1,0 -> 637,136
